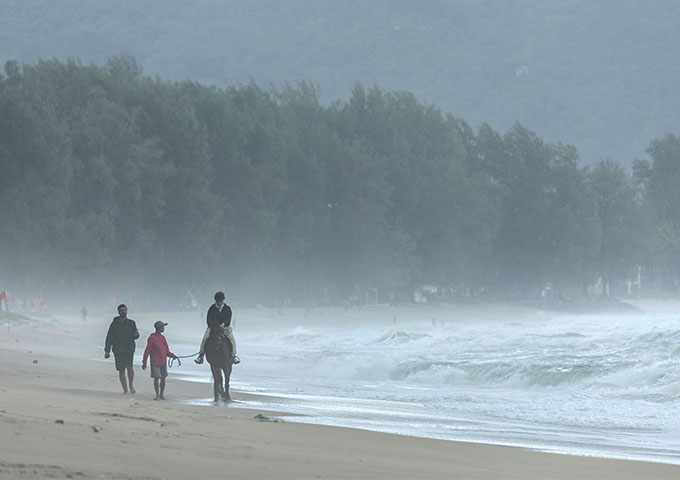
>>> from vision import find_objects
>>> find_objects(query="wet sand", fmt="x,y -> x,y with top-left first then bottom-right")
1,310 -> 679,479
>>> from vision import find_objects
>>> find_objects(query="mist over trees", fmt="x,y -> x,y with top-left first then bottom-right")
0,58 -> 678,307
2,0 -> 679,166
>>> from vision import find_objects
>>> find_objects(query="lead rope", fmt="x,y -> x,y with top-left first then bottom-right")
168,351 -> 200,368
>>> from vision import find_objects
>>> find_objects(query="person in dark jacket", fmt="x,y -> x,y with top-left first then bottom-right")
104,304 -> 140,394
195,291 -> 239,365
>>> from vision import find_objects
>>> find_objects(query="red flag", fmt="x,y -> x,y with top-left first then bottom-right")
0,290 -> 6,304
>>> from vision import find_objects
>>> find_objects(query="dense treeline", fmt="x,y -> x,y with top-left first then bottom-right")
0,58 -> 678,306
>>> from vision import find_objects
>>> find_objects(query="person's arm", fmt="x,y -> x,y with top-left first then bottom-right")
142,336 -> 151,369
104,322 -> 114,358
163,337 -> 176,359
225,305 -> 232,326
132,321 -> 140,340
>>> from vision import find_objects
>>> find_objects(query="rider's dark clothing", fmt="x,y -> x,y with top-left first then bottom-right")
206,303 -> 232,329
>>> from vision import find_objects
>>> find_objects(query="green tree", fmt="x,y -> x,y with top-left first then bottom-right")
0,61 -> 74,288
634,133 -> 680,288
480,124 -> 598,295
587,158 -> 651,296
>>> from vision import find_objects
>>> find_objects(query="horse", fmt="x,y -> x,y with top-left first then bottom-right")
204,328 -> 234,402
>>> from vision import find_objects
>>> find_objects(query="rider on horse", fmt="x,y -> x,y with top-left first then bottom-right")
195,291 -> 240,365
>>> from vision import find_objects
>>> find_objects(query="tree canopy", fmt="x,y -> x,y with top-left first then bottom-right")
0,58 -> 677,307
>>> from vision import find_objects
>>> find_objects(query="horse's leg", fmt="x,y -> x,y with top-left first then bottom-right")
221,342 -> 233,401
221,363 -> 232,401
210,363 -> 223,402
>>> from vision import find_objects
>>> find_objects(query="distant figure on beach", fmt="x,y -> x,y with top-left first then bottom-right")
142,321 -> 177,400
81,306 -> 87,322
195,291 -> 239,365
104,304 -> 140,394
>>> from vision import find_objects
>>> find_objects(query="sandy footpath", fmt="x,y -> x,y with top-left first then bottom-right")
1,309 -> 679,479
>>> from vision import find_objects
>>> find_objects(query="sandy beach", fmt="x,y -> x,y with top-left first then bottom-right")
1,308 -> 680,479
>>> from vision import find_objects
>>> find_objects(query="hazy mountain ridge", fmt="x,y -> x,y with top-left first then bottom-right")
2,0 -> 679,163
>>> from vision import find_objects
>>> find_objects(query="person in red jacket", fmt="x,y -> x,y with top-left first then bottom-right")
142,321 -> 177,400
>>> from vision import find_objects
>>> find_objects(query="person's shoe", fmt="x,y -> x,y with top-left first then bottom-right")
232,355 -> 241,365
194,355 -> 204,364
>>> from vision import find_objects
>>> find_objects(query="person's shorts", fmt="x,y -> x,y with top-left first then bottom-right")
113,350 -> 134,371
150,365 -> 168,378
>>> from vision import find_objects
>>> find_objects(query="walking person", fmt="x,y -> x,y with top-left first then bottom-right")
195,291 -> 239,365
142,321 -> 177,400
104,304 -> 140,394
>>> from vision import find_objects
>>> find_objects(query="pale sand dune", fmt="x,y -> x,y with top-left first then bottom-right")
1,311 -> 679,479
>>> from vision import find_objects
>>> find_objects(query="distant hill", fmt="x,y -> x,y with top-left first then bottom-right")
2,0 -> 679,164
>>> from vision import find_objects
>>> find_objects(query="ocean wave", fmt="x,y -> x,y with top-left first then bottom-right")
373,331 -> 431,344
232,311 -> 680,464
242,313 -> 680,394
379,359 -> 607,388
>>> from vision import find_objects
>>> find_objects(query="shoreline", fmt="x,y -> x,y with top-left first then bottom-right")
3,350 -> 680,480
0,310 -> 680,479
2,306 -> 680,478
159,358 -> 680,467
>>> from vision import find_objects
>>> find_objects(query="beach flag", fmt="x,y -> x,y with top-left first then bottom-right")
1,290 -> 7,334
